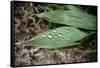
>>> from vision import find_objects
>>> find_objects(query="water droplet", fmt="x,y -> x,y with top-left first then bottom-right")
32,38 -> 35,40
67,37 -> 70,40
66,30 -> 69,32
58,33 -> 62,37
52,30 -> 56,32
29,38 -> 35,41
42,35 -> 46,37
61,38 -> 64,40
48,34 -> 52,38
30,38 -> 35,41
89,43 -> 92,46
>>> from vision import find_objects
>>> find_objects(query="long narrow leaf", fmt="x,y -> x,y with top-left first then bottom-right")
35,10 -> 96,30
22,26 -> 86,48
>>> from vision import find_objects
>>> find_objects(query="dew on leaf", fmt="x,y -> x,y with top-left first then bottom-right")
58,33 -> 62,37
67,37 -> 70,40
29,38 -> 35,41
42,35 -> 46,37
61,38 -> 64,40
66,30 -> 69,32
32,38 -> 35,40
48,34 -> 52,38
52,30 -> 57,32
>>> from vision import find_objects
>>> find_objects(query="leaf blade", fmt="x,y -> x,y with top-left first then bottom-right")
36,10 -> 96,30
22,26 -> 86,48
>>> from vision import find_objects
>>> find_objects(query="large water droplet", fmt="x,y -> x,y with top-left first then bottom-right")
48,34 -> 52,38
52,30 -> 56,32
58,33 -> 62,37
42,35 -> 46,37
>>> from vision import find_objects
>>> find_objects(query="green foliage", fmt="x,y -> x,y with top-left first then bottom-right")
85,48 -> 96,53
66,5 -> 83,11
35,10 -> 96,30
20,5 -> 96,53
22,26 -> 86,48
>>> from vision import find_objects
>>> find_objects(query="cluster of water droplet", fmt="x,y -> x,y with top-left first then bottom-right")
29,29 -> 71,42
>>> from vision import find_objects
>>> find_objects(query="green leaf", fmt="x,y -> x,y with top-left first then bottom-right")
22,26 -> 86,48
35,10 -> 96,30
66,5 -> 83,11
85,48 -> 96,53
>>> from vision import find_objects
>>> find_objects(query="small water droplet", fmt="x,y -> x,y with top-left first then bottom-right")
32,38 -> 35,40
61,38 -> 64,40
58,33 -> 62,37
67,37 -> 70,40
66,30 -> 69,32
48,34 -> 52,38
29,38 -> 35,41
52,30 -> 56,32
42,35 -> 46,37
